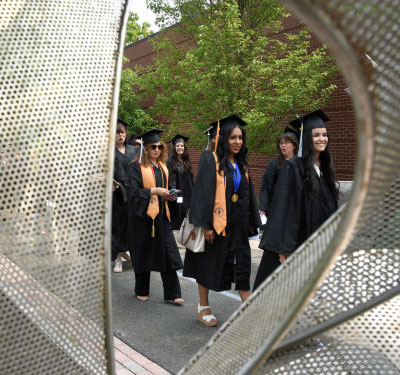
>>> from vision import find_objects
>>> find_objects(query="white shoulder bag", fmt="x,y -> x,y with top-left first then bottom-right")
178,214 -> 205,253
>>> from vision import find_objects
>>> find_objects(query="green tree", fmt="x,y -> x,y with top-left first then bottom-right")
137,0 -> 338,154
118,13 -> 155,135
124,12 -> 153,46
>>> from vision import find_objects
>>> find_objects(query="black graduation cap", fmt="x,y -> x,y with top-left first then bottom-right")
117,118 -> 129,127
289,109 -> 329,157
170,134 -> 189,145
289,109 -> 329,132
126,134 -> 140,146
135,129 -> 164,145
282,126 -> 299,137
209,114 -> 247,129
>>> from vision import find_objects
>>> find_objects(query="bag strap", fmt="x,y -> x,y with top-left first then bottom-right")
182,220 -> 196,246
183,231 -> 195,246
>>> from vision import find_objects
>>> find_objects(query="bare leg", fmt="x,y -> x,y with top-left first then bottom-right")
238,290 -> 251,302
197,284 -> 217,326
198,284 -> 209,306
279,254 -> 287,263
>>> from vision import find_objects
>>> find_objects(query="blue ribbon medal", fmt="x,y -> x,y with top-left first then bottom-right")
229,159 -> 241,202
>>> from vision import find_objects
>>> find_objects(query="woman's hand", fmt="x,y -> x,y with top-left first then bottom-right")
204,229 -> 215,244
151,187 -> 170,197
279,254 -> 287,264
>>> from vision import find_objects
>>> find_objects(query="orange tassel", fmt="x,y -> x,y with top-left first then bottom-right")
214,120 -> 220,153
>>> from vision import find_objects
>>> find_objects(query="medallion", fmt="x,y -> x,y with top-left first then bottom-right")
231,193 -> 238,202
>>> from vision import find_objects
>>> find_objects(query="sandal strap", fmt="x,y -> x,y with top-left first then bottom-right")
200,314 -> 216,323
198,304 -> 211,312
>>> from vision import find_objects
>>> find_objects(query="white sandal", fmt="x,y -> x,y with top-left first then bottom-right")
197,304 -> 218,327
113,261 -> 122,273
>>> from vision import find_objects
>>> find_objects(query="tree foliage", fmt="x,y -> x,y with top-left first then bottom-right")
118,13 -> 155,135
124,12 -> 153,46
135,0 -> 338,154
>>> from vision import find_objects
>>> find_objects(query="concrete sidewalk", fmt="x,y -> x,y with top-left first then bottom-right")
112,238 -> 262,374
114,336 -> 171,375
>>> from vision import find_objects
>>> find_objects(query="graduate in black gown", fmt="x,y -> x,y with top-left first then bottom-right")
259,128 -> 298,218
253,110 -> 339,290
126,129 -> 184,304
167,134 -> 193,230
112,119 -> 137,272
183,115 -> 261,326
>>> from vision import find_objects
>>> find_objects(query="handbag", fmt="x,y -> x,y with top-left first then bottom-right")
178,214 -> 205,253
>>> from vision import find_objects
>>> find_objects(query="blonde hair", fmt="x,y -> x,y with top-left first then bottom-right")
133,141 -> 168,166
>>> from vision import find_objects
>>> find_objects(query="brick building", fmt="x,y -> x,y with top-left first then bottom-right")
124,14 -> 356,196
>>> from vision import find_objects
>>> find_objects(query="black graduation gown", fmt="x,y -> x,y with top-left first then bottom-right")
259,158 -> 281,215
126,161 -> 183,273
259,157 -> 338,256
111,145 -> 137,259
166,160 -> 194,230
183,151 -> 261,292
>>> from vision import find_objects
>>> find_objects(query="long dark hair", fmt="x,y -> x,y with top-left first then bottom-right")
169,142 -> 192,174
216,123 -> 248,175
301,129 -> 339,200
277,133 -> 299,164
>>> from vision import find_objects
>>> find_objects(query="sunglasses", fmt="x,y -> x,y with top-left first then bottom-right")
150,144 -> 164,150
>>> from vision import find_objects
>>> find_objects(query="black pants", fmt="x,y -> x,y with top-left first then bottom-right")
253,250 -> 281,291
134,270 -> 182,300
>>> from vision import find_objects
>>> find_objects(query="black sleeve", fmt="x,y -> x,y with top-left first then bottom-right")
189,151 -> 216,229
113,154 -> 124,182
126,144 -> 138,162
259,159 -> 278,214
113,156 -> 128,202
248,170 -> 262,233
259,159 -> 303,255
166,160 -> 176,190
125,161 -> 151,218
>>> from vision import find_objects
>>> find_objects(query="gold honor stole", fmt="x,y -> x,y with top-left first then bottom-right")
140,162 -> 171,237
212,153 -> 249,237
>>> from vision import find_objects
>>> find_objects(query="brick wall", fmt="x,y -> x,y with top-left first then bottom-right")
124,14 -> 357,197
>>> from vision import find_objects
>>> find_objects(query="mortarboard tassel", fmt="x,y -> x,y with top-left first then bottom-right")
297,117 -> 304,157
214,121 -> 220,153
205,130 -> 210,151
139,138 -> 144,163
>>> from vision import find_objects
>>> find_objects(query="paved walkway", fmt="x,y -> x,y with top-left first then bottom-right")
114,336 -> 171,375
113,238 -> 261,374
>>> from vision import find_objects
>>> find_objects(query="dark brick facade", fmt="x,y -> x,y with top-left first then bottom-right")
124,14 -> 356,197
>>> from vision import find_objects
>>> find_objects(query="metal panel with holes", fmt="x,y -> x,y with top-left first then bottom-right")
0,1 -> 129,374
1,0 -> 399,375
178,1 -> 400,374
